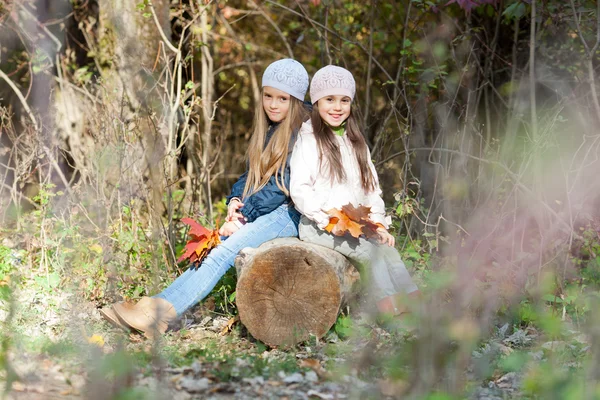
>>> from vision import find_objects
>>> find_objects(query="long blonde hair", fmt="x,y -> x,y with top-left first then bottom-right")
243,90 -> 309,198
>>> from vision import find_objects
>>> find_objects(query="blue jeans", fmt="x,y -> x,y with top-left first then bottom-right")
155,203 -> 300,316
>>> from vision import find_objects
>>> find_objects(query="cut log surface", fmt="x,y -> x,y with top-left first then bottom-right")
235,237 -> 359,347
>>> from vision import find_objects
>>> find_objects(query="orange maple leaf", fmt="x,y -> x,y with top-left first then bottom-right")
178,218 -> 221,267
324,204 -> 382,239
340,204 -> 372,221
325,208 -> 364,238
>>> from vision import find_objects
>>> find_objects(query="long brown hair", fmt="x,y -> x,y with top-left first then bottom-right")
243,90 -> 309,198
311,105 -> 376,192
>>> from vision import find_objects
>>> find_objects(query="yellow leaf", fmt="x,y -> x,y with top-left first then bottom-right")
87,334 -> 105,347
219,316 -> 239,336
89,244 -> 103,254
0,275 -> 10,286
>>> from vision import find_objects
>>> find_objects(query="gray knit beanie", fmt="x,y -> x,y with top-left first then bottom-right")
310,65 -> 356,104
261,59 -> 309,101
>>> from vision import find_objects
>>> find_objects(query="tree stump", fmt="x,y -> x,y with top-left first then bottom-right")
235,237 -> 360,347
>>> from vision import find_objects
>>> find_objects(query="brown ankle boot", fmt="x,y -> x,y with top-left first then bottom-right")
113,297 -> 176,339
99,306 -> 128,331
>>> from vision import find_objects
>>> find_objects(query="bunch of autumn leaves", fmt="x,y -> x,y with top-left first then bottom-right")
178,205 -> 381,266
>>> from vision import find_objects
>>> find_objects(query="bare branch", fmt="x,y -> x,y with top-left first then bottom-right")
248,0 -> 294,58
148,0 -> 179,53
0,68 -> 38,131
270,0 -> 398,87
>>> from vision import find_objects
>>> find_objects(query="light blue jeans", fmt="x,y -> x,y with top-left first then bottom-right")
155,203 -> 301,316
298,216 -> 418,302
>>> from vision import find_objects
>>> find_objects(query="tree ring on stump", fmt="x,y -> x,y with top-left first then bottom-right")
236,244 -> 342,347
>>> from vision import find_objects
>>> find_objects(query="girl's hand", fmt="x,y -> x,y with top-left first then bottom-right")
376,227 -> 395,247
227,198 -> 245,222
219,221 -> 240,237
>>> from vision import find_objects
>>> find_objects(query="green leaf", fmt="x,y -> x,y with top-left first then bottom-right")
35,272 -> 60,289
119,231 -> 135,253
503,2 -> 527,20
334,314 -> 353,339
542,294 -> 562,303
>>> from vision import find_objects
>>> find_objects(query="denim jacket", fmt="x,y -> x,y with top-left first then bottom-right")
226,123 -> 297,222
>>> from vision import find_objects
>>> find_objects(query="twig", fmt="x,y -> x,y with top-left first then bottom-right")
323,4 -> 332,64
210,84 -> 236,121
215,13 -> 261,104
362,0 -> 375,132
529,0 -> 537,147
569,0 -> 599,55
569,0 -> 600,119
248,0 -> 294,58
212,61 -> 263,78
53,76 -> 99,105
148,1 -> 178,53
0,68 -> 38,130
42,146 -> 74,197
371,0 -> 412,157
0,182 -> 39,209
17,3 -> 62,52
271,0 -> 397,87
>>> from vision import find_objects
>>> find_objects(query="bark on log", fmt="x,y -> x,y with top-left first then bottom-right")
235,237 -> 360,347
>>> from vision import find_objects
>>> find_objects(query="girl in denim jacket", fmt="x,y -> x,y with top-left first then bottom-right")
101,59 -> 310,338
290,65 -> 419,321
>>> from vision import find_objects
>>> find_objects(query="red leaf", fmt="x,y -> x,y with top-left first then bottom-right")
178,218 -> 221,265
181,217 -> 211,237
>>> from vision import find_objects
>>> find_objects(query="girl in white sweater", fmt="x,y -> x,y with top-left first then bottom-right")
290,65 -> 419,320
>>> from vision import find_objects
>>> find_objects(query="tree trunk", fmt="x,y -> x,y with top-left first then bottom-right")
99,0 -> 171,110
235,238 -> 360,347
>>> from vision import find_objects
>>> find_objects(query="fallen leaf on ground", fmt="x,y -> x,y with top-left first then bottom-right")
178,218 -> 221,266
219,316 -> 239,336
299,358 -> 330,379
87,334 -> 105,347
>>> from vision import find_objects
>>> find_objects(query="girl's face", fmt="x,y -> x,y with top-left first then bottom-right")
317,95 -> 351,127
262,86 -> 291,123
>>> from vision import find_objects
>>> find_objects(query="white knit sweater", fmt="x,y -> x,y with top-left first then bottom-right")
290,120 -> 388,230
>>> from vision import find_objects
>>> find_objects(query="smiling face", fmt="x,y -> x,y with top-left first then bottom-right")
316,95 -> 352,127
262,86 -> 291,123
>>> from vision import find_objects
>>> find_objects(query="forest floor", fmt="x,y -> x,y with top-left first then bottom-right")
0,233 -> 593,399
4,280 -> 408,400
4,272 -> 587,400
